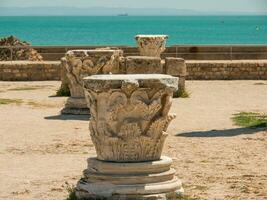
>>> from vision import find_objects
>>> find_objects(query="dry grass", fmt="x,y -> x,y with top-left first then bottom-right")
8,85 -> 48,91
0,98 -> 23,105
26,101 -> 57,108
0,98 -> 57,108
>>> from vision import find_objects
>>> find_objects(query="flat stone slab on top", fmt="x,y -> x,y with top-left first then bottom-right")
66,49 -> 123,57
135,35 -> 169,39
83,74 -> 178,92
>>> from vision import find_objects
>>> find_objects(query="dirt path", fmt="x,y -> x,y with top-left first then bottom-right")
0,80 -> 266,200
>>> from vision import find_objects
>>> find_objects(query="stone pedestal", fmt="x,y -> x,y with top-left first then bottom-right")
61,49 -> 123,115
135,35 -> 168,57
76,157 -> 183,200
75,74 -> 183,199
61,97 -> 89,115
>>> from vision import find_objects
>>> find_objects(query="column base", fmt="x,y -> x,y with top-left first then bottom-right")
75,156 -> 183,200
61,97 -> 90,115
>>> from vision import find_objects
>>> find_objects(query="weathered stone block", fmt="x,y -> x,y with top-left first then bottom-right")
12,69 -> 20,73
125,56 -> 162,74
165,57 -> 187,76
178,77 -> 186,91
3,69 -> 11,73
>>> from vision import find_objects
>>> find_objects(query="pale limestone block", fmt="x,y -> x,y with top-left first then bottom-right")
125,56 -> 162,74
165,57 -> 187,76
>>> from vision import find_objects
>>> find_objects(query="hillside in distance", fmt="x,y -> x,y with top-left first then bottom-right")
0,7 -> 266,16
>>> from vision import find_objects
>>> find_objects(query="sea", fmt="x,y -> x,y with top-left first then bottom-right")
0,16 -> 266,46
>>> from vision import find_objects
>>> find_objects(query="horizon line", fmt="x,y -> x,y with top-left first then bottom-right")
0,6 -> 266,14
1,14 -> 267,17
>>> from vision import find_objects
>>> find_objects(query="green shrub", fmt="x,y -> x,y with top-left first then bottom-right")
232,112 -> 267,128
173,88 -> 190,98
56,85 -> 70,97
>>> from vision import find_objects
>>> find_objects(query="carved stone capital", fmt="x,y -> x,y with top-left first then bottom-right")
135,35 -> 168,57
63,49 -> 123,98
83,74 -> 178,162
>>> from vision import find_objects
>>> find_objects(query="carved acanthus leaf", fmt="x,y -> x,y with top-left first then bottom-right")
146,114 -> 176,139
118,122 -> 142,141
134,101 -> 161,120
121,80 -> 139,96
131,90 -> 162,120
107,92 -> 127,121
84,90 -> 97,118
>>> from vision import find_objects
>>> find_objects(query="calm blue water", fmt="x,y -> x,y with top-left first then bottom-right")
0,16 -> 266,46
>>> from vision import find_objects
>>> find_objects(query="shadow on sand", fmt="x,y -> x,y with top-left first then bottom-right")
44,114 -> 90,121
176,127 -> 267,138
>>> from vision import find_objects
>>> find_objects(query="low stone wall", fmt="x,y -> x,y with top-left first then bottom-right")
0,61 -> 61,81
186,60 -> 267,80
37,45 -> 267,61
0,60 -> 267,81
1,45 -> 267,61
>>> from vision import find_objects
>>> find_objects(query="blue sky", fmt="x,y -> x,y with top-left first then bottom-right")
1,0 -> 267,12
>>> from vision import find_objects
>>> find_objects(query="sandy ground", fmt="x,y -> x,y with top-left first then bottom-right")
0,80 -> 266,200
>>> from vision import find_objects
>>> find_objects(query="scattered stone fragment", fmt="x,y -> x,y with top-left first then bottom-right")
0,35 -> 43,61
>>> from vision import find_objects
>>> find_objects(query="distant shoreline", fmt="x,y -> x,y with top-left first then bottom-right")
0,6 -> 266,16
1,15 -> 267,17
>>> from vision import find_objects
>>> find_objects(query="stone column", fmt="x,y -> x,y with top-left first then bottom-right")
76,74 -> 183,199
61,49 -> 123,115
135,35 -> 168,57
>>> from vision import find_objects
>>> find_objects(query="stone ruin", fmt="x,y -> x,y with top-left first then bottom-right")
76,74 -> 183,199
135,34 -> 168,57
0,35 -> 43,61
61,48 -> 123,114
61,35 -> 187,115
59,35 -> 186,199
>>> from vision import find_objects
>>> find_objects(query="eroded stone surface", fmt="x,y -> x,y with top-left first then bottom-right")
64,49 -> 123,98
61,97 -> 89,115
83,74 -> 178,162
164,57 -> 187,94
76,74 -> 182,199
135,35 -> 168,57
165,57 -> 187,76
125,56 -> 162,74
61,48 -> 123,114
